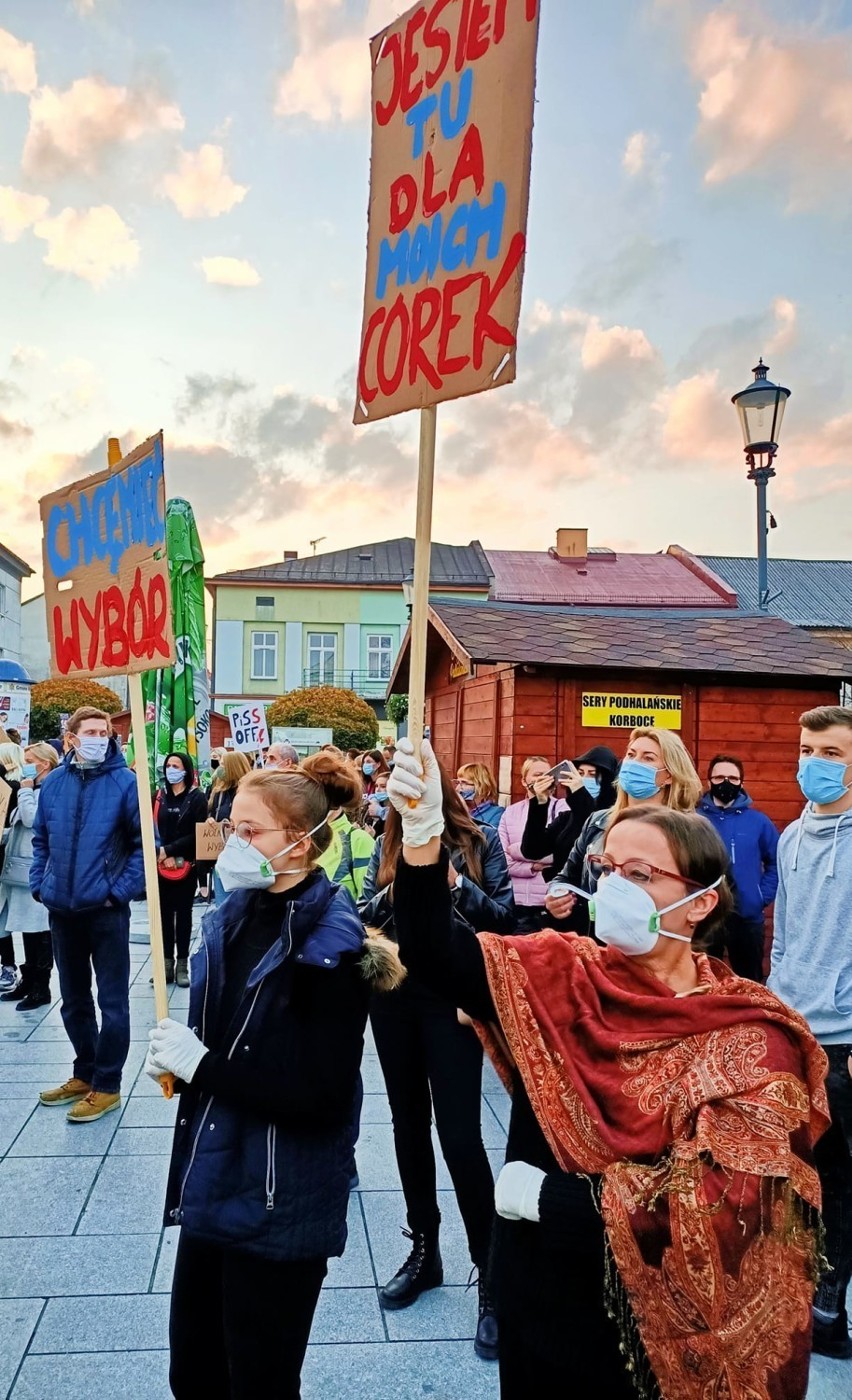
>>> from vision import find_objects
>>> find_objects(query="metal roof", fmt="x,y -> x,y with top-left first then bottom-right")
209,537 -> 492,589
699,556 -> 852,629
0,542 -> 34,578
389,598 -> 852,689
487,549 -> 737,608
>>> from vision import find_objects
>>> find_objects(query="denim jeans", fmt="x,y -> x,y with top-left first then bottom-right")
50,905 -> 131,1095
814,1043 -> 852,1315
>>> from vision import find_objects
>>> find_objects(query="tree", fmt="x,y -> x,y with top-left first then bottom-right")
267,687 -> 379,752
385,693 -> 409,727
30,678 -> 123,742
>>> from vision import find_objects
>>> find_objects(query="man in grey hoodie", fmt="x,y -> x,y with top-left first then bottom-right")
768,705 -> 852,1359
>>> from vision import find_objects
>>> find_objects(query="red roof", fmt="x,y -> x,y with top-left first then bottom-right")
485,549 -> 737,609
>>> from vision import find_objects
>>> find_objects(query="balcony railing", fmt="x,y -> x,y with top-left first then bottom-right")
300,669 -> 392,700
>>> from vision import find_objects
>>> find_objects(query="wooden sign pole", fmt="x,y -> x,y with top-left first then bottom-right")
107,437 -> 173,1097
407,405 -> 437,752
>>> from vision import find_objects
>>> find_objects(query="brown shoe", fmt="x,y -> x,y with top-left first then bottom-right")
67,1090 -> 121,1124
39,1076 -> 92,1107
175,958 -> 190,988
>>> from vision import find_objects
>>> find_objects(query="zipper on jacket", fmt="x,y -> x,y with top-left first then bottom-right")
265,1124 -> 277,1211
175,1097 -> 213,1220
731,839 -> 736,866
65,770 -> 86,904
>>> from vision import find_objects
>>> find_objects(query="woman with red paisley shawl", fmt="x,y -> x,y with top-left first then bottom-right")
386,738 -> 830,1400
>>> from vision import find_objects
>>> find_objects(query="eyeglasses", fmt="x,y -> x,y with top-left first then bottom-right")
586,855 -> 702,889
221,821 -> 289,849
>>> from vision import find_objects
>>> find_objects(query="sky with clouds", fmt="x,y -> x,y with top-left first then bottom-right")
2,0 -> 851,598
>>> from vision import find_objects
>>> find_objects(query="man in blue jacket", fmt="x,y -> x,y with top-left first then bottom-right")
697,753 -> 778,982
30,706 -> 145,1123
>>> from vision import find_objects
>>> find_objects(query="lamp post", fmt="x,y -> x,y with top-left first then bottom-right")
731,358 -> 790,611
401,570 -> 415,621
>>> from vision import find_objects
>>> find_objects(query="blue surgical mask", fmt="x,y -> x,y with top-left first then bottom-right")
362,762 -> 375,776
76,735 -> 109,764
797,757 -> 851,807
459,786 -> 476,804
618,759 -> 662,801
373,791 -> 389,805
165,766 -> 185,785
583,776 -> 601,799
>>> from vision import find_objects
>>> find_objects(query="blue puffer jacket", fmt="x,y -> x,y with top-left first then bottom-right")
163,872 -> 394,1261
30,740 -> 145,912
697,791 -> 779,920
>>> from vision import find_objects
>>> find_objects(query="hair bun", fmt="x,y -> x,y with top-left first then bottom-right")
301,751 -> 363,810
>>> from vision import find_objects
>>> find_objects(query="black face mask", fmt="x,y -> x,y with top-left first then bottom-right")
711,779 -> 741,806
211,760 -> 220,769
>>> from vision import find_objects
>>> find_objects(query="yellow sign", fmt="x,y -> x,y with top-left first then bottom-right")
582,693 -> 682,731
450,655 -> 471,681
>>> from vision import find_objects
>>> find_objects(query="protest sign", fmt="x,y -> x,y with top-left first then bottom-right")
196,822 -> 225,861
229,703 -> 269,753
355,0 -> 541,424
0,682 -> 31,743
0,777 -> 11,832
39,431 -> 176,681
271,726 -> 333,751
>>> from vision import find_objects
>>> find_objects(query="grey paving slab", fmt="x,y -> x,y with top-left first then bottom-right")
30,1293 -> 171,1353
151,1228 -> 177,1293
809,1355 -> 852,1398
0,1101 -> 35,1156
0,1299 -> 43,1399
0,1084 -> 44,1100
0,1234 -> 159,1297
310,1287 -> 385,1345
359,1093 -> 392,1125
302,1339 -> 499,1399
0,1157 -> 100,1236
11,1350 -> 171,1399
7,1104 -> 118,1158
108,1127 -> 174,1156
325,1197 -> 375,1289
359,1053 -> 388,1095
119,1095 -> 178,1129
76,1154 -> 171,1236
361,1190 -> 474,1288
356,1123 -> 498,1194
383,1283 -> 479,1343
484,1092 -> 510,1132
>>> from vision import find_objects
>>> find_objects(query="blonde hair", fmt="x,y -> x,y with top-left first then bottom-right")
25,742 -> 60,771
521,755 -> 550,783
610,728 -> 702,820
0,743 -> 26,781
211,750 -> 251,792
458,761 -> 498,805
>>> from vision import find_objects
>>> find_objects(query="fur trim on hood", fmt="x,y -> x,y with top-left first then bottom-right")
360,928 -> 406,993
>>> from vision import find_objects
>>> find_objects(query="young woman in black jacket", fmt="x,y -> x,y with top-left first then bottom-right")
520,745 -> 618,880
359,757 -> 515,1361
146,753 -> 403,1400
155,753 -> 209,987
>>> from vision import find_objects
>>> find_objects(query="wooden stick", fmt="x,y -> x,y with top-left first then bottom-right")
407,405 -> 437,752
108,436 -> 174,1100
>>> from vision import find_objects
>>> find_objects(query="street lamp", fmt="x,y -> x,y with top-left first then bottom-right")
731,358 -> 791,611
401,570 -> 414,620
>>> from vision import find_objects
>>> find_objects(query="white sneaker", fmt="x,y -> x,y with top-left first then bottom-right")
0,966 -> 19,993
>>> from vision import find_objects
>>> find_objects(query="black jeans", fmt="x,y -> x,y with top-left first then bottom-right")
814,1043 -> 852,1315
169,1232 -> 327,1399
158,873 -> 196,960
725,913 -> 767,982
0,933 -> 15,966
370,982 -> 495,1268
50,905 -> 131,1094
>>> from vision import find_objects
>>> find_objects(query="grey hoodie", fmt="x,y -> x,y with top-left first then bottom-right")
767,805 -> 852,1045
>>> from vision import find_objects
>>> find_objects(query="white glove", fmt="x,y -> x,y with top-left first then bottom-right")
147,1018 -> 209,1084
387,738 -> 445,847
495,1160 -> 547,1223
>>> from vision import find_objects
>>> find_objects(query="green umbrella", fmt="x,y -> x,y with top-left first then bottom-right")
133,498 -> 211,790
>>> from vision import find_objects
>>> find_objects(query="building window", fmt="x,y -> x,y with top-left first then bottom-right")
255,595 -> 275,621
366,633 -> 393,681
251,631 -> 278,681
307,632 -> 337,685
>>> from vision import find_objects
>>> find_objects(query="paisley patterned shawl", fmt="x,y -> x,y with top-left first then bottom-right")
475,931 -> 831,1400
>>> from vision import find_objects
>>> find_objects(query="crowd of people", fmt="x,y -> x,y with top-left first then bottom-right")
0,703 -> 850,1397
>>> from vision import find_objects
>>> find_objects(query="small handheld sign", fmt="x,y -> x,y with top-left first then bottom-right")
228,703 -> 269,754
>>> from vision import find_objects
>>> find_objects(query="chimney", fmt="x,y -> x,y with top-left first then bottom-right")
283,550 -> 298,560
555,528 -> 588,562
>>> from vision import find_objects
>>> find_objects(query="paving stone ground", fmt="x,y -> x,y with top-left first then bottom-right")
0,903 -> 847,1399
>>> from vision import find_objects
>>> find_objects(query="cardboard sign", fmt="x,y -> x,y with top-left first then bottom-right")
0,776 -> 11,831
196,822 -> 225,861
582,693 -> 683,731
39,431 -> 176,681
0,683 -> 31,743
355,0 -> 541,423
229,702 -> 269,752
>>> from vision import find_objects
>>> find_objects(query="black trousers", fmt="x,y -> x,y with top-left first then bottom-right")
814,1043 -> 852,1316
370,982 -> 494,1268
158,873 -> 196,960
725,913 -> 767,982
170,1232 -> 327,1400
497,1311 -> 638,1400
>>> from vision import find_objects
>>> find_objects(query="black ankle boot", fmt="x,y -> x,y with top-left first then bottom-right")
813,1306 -> 852,1359
17,987 -> 52,1012
472,1271 -> 499,1360
379,1229 -> 443,1310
